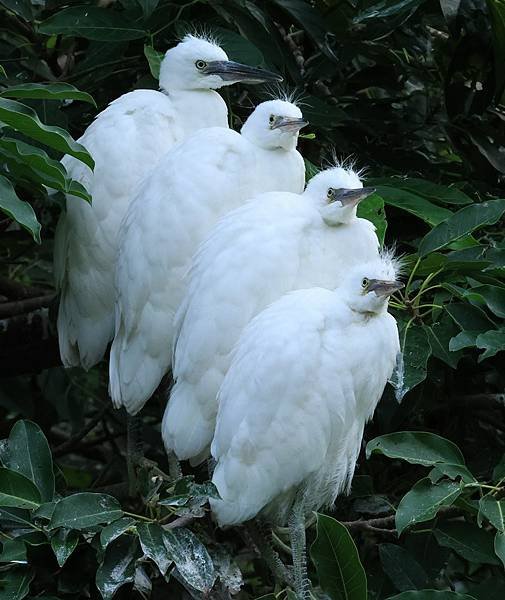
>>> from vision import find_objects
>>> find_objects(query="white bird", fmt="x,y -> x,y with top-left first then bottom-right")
109,99 -> 307,415
54,34 -> 281,370
163,165 -> 379,463
209,253 -> 402,598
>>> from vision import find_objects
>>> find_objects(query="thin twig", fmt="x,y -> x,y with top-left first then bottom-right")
53,405 -> 109,457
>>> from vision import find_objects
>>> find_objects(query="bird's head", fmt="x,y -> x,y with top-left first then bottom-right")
304,166 -> 375,225
159,35 -> 282,91
342,250 -> 404,315
240,100 -> 308,151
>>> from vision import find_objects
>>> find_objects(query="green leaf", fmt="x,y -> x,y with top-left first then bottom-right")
493,453 -> 505,481
357,193 -> 387,246
213,26 -> 265,66
0,468 -> 41,509
449,331 -> 479,352
397,324 -> 432,398
487,0 -> 505,98
0,0 -> 33,21
137,522 -> 172,575
433,521 -> 499,565
144,45 -> 163,80
100,517 -> 136,549
50,493 -> 123,530
395,478 -> 462,535
428,463 -> 475,484
163,528 -> 216,592
0,99 -> 94,169
0,138 -> 91,202
366,431 -> 465,467
0,567 -> 34,600
96,535 -> 139,600
50,528 -> 79,567
495,531 -> 505,568
476,329 -> 505,360
0,539 -> 27,564
374,185 -> 452,226
445,302 -> 494,332
466,285 -> 505,318
137,0 -> 159,18
423,321 -> 461,369
354,0 -> 424,23
419,200 -> 505,256
0,175 -> 41,243
387,592 -> 477,599
0,83 -> 95,106
7,420 -> 54,503
370,178 -> 472,205
478,496 -> 505,532
379,543 -> 428,591
38,7 -> 146,41
310,513 -> 367,600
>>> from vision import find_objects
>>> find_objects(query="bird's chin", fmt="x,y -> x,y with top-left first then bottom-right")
279,134 -> 299,151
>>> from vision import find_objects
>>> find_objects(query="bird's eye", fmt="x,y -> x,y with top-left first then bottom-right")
361,277 -> 369,289
269,115 -> 276,125
195,60 -> 207,70
326,188 -> 334,200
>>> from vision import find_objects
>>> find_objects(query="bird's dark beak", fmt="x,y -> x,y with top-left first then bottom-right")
331,187 -> 376,207
203,61 -> 283,84
271,117 -> 309,132
368,279 -> 404,297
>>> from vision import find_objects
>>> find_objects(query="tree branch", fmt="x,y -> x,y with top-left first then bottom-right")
0,275 -> 48,300
0,294 -> 55,318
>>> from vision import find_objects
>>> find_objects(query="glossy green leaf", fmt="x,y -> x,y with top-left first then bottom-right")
0,83 -> 95,106
137,522 -> 172,575
0,138 -> 91,202
395,478 -> 462,535
424,321 -> 461,369
449,331 -> 479,352
357,193 -> 387,246
163,528 -> 216,593
310,513 -> 367,600
100,517 -> 136,549
419,200 -> 505,256
466,285 -> 505,318
387,592 -> 477,599
434,522 -> 499,565
445,303 -> 495,332
144,45 -> 163,80
397,324 -> 432,398
428,463 -> 475,484
495,531 -> 505,568
0,0 -> 33,21
214,26 -> 265,66
50,493 -> 123,530
354,0 -> 424,23
137,0 -> 159,18
50,528 -> 79,567
38,7 -> 146,41
0,567 -> 34,600
367,431 -> 465,467
0,539 -> 27,564
0,469 -> 40,509
0,175 -> 41,243
374,185 -> 452,226
7,420 -> 54,503
369,177 -> 472,205
478,496 -> 505,532
96,535 -> 139,600
476,329 -> 505,360
379,543 -> 428,591
0,99 -> 94,168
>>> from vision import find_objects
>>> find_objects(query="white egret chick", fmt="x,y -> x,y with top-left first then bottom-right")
109,99 -> 307,415
210,254 -> 403,599
164,165 -> 379,463
54,34 -> 281,370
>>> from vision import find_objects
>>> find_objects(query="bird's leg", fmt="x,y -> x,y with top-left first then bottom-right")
126,412 -> 143,497
246,520 -> 294,587
289,499 -> 311,600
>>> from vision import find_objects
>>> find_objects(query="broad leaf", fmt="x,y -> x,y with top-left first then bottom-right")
369,177 -> 472,205
50,493 -> 123,530
366,431 -> 465,467
0,98 -> 94,169
0,468 -> 41,509
39,7 -> 146,41
495,531 -> 505,569
478,496 -> 505,532
310,513 -> 367,600
387,592 -> 478,599
476,329 -> 505,360
0,0 -> 33,20
374,185 -> 452,226
137,522 -> 172,575
100,517 -> 136,549
96,535 -> 139,600
7,420 -> 54,503
419,200 -> 505,256
50,528 -> 79,567
396,324 -> 431,400
0,567 -> 34,600
0,175 -> 41,243
434,522 -> 499,565
0,83 -> 95,106
379,543 -> 428,591
357,193 -> 387,246
144,45 -> 163,80
0,539 -> 27,564
163,528 -> 216,593
395,478 -> 462,535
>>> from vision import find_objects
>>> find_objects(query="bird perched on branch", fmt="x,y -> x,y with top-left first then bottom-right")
163,165 -> 379,463
54,34 -> 281,371
210,252 -> 402,599
109,99 -> 307,415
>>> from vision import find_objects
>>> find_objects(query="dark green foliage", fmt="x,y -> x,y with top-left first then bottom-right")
1,0 -> 505,598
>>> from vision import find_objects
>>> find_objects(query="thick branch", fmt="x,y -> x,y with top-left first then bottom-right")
0,294 -> 55,318
0,275 -> 48,300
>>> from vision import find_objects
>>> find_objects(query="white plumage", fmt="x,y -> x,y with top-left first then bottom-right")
109,99 -> 306,415
210,254 -> 402,527
163,166 -> 379,462
54,34 -> 280,370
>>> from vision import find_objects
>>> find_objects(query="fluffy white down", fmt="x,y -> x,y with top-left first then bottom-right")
110,108 -> 305,415
54,85 -> 229,371
210,286 -> 399,526
164,174 -> 379,461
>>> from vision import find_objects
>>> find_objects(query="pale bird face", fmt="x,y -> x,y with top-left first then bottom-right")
159,36 -> 282,91
345,258 -> 403,314
241,100 -> 307,150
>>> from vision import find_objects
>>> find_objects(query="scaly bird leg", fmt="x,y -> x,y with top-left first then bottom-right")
126,412 -> 143,496
289,499 -> 311,600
